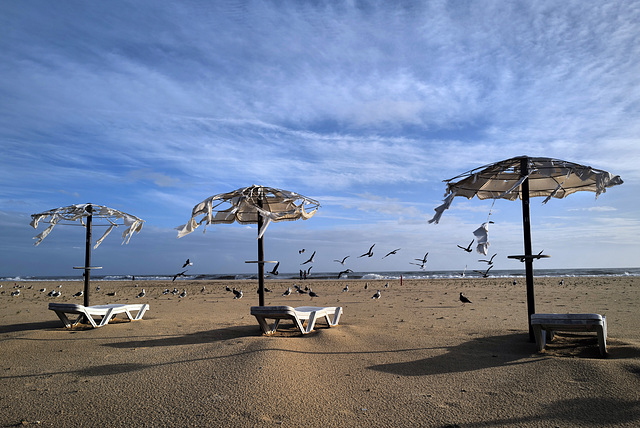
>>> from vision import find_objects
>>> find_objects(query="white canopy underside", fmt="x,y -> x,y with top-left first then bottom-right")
430,156 -> 623,224
177,185 -> 319,239
30,203 -> 144,248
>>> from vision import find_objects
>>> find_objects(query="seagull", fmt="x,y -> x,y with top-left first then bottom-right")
225,285 -> 232,292
457,240 -> 474,253
172,288 -> 179,295
513,279 -> 517,286
11,289 -> 20,296
232,289 -> 243,299
414,252 -> 429,264
137,289 -> 146,298
49,290 -> 61,297
182,259 -> 193,268
309,290 -> 318,298
296,287 -> 307,294
559,279 -> 564,286
96,285 -> 100,291
201,286 -> 206,293
334,256 -> 350,265
282,287 -> 291,297
372,290 -> 381,299
364,283 -> 368,290
301,251 -> 316,265
410,261 -> 426,270
172,270 -> 188,282
382,248 -> 401,259
338,269 -> 353,279
73,291 -> 83,297
106,291 -> 116,297
299,249 -> 305,254
264,287 -> 272,293
460,265 -> 467,277
179,289 -> 187,298
478,253 -> 497,265
269,262 -> 280,276
305,266 -> 313,277
459,292 -> 472,304
40,288 -> 47,293
473,265 -> 494,278
342,284 -> 349,292
359,244 -> 375,258
163,288 -> 170,295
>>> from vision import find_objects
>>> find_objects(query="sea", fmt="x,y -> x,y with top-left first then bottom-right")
3,267 -> 639,282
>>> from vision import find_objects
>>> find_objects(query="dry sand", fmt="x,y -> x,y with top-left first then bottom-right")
1,276 -> 639,427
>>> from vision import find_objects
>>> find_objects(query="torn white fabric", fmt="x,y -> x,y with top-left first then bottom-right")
177,185 -> 320,239
473,222 -> 491,256
428,156 -> 623,224
30,204 -> 144,247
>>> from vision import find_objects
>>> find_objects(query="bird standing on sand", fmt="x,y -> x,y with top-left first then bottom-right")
457,240 -> 474,253
40,288 -> 46,293
334,256 -> 350,265
359,244 -> 375,258
342,284 -> 349,292
232,288 -> 243,299
182,259 -> 193,268
459,292 -> 472,304
73,291 -> 83,297
11,290 -> 20,296
382,248 -> 401,259
179,289 -> 187,298
282,287 -> 291,297
559,279 -> 564,286
137,289 -> 146,298
309,290 -> 318,298
301,251 -> 316,265
372,290 -> 381,299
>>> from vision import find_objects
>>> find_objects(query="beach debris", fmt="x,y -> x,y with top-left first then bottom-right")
182,258 -> 193,268
106,291 -> 116,297
474,265 -> 493,278
179,289 -> 187,298
473,221 -> 494,255
338,269 -> 353,279
172,270 -> 188,282
301,251 -> 316,265
269,262 -> 280,276
459,292 -> 472,304
478,253 -> 497,265
382,248 -> 400,259
372,290 -> 381,299
358,244 -> 375,258
457,239 -> 474,253
334,255 -> 349,265
136,289 -> 146,298
282,287 -> 291,297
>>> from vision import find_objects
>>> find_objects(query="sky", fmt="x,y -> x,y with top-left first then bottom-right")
1,0 -> 639,278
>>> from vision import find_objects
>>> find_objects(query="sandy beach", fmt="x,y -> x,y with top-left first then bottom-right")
1,276 -> 639,427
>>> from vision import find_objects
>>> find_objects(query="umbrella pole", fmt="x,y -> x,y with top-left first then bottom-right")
257,201 -> 265,307
520,158 -> 535,342
83,205 -> 93,308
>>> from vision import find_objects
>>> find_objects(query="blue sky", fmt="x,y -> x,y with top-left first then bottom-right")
1,0 -> 638,277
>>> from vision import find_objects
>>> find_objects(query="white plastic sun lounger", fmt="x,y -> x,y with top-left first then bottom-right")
530,313 -> 607,357
48,303 -> 149,328
250,305 -> 342,335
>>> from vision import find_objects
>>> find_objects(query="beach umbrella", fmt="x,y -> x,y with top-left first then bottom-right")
177,185 -> 320,306
30,203 -> 144,307
428,155 -> 623,340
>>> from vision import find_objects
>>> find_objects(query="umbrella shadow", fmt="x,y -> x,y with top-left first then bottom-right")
0,320 -> 63,334
105,324 -> 260,348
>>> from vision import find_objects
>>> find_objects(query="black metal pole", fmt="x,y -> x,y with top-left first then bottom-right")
257,200 -> 265,307
83,204 -> 93,307
520,158 -> 535,342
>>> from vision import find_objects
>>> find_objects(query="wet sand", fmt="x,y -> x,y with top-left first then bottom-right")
1,276 -> 639,427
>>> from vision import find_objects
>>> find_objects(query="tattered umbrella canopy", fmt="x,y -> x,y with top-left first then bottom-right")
31,203 -> 144,306
177,185 -> 320,306
429,156 -> 623,340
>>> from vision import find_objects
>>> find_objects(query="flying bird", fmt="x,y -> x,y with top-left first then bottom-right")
299,249 -> 305,254
457,240 -> 474,253
359,244 -> 375,258
137,289 -> 146,298
382,248 -> 401,259
473,265 -> 494,278
182,259 -> 193,268
334,256 -> 350,265
415,252 -> 429,264
338,269 -> 353,279
301,251 -> 316,265
459,292 -> 472,304
282,287 -> 291,297
172,270 -> 188,282
305,266 -> 313,277
372,290 -> 381,299
269,262 -> 280,276
478,254 -> 497,265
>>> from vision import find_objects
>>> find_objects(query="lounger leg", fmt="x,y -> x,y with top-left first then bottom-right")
597,318 -> 607,357
329,307 -> 342,327
54,311 -> 73,328
134,304 -> 149,320
254,315 -> 271,334
304,311 -> 318,334
532,325 -> 546,352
